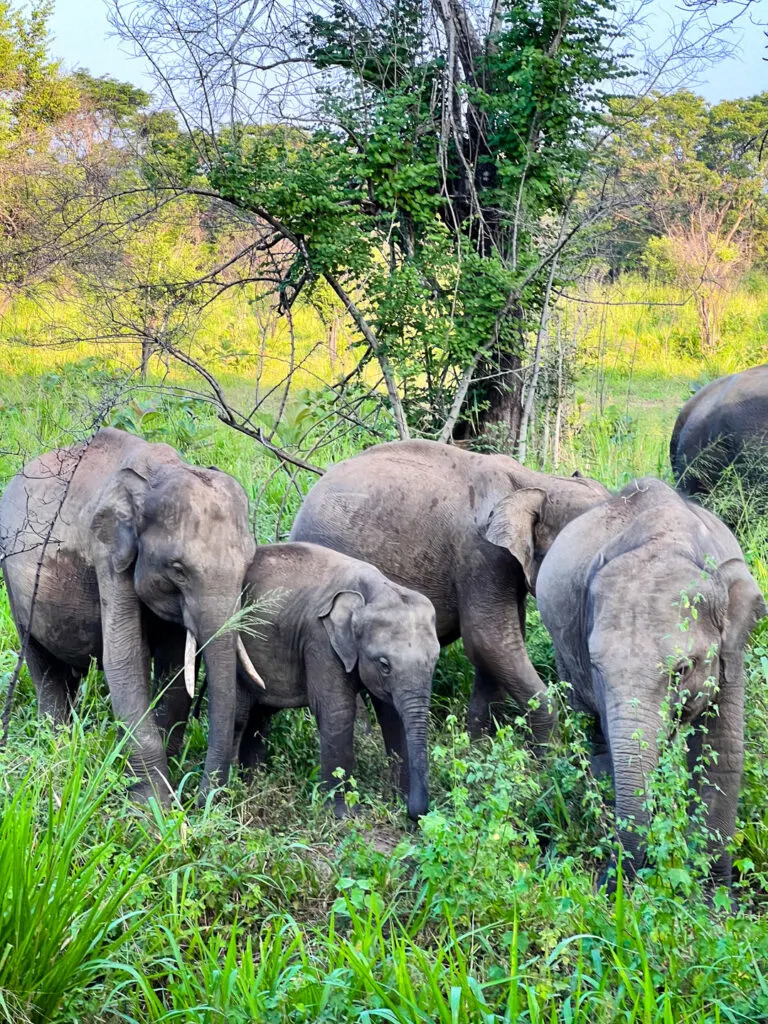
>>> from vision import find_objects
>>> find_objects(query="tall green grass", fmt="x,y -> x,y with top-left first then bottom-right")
0,273 -> 767,1021
0,721 -> 176,1023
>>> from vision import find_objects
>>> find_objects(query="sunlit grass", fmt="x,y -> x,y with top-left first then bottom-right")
0,274 -> 767,1021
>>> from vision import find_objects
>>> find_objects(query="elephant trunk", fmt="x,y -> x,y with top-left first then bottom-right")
394,689 -> 430,820
191,607 -> 239,799
604,705 -> 662,879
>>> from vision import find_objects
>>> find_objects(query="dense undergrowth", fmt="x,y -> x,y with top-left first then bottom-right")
0,281 -> 767,1022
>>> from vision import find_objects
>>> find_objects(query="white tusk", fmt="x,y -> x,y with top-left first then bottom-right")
184,630 -> 196,698
237,635 -> 266,689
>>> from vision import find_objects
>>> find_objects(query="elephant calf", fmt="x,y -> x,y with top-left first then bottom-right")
537,477 -> 766,890
166,543 -> 441,818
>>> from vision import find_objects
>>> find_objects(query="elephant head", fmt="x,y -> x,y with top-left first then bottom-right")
483,472 -> 609,592
90,445 -> 257,797
320,585 -> 440,819
586,528 -> 766,884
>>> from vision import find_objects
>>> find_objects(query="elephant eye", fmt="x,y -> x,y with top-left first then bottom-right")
378,657 -> 391,675
673,657 -> 695,679
169,560 -> 188,584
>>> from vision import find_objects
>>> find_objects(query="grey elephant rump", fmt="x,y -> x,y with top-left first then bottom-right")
298,481 -> 459,633
671,364 -> 768,500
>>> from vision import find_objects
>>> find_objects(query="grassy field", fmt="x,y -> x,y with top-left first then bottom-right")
0,277 -> 767,1022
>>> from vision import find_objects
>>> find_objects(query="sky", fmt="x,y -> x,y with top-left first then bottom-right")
49,0 -> 768,106
49,0 -> 154,91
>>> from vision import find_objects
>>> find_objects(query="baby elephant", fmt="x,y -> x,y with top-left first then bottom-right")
235,542 -> 440,819
537,478 -> 766,891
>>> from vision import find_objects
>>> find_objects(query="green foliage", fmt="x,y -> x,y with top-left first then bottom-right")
0,270 -> 767,1020
0,0 -> 78,152
605,90 -> 768,282
476,0 -> 627,211
72,70 -> 150,124
141,0 -> 636,435
0,722 -> 169,1023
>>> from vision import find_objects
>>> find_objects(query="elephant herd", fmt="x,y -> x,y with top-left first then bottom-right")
1,363 -> 766,892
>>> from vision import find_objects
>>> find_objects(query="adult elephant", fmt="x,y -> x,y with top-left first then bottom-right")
0,427 -> 263,804
537,477 -> 766,890
670,364 -> 768,511
290,440 -> 609,742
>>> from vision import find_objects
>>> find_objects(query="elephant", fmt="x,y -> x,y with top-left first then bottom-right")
289,439 -> 609,742
536,477 -> 766,890
0,427 -> 264,804
159,542 -> 440,819
670,364 -> 768,517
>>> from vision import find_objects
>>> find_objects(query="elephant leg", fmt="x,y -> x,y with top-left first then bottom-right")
369,693 -> 409,797
461,567 -> 555,746
98,574 -> 170,805
590,718 -> 613,781
238,705 -> 275,777
26,637 -> 81,725
464,635 -> 555,746
467,669 -> 511,739
152,629 -> 192,758
313,685 -> 357,818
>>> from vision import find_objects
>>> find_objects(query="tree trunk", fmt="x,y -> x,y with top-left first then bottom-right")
329,318 -> 338,370
542,398 -> 551,464
453,346 -> 524,444
140,338 -> 153,382
553,328 -> 564,467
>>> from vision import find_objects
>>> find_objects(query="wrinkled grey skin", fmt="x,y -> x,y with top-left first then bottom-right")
290,440 -> 608,741
241,543 -> 439,820
537,478 -> 766,890
0,428 -> 255,804
166,543 -> 440,819
671,364 -> 768,507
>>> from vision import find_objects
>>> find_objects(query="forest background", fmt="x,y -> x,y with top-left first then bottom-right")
2,0 -> 768,1021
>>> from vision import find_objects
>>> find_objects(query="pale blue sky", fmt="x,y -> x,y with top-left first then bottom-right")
49,0 -> 154,90
48,0 -> 768,105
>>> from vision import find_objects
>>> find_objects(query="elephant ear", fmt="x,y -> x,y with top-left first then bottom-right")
319,590 -> 365,673
719,560 -> 767,687
483,487 -> 546,592
89,466 -> 148,574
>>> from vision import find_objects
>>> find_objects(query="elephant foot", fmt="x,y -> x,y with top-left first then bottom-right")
238,762 -> 267,788
129,775 -> 172,808
331,795 -> 362,820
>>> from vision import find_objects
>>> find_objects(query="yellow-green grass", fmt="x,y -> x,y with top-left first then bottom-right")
0,275 -> 767,1022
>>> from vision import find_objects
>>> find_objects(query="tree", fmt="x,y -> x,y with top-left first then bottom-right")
0,0 -> 80,297
0,4 -> 159,304
0,0 -> 78,155
104,0 -> 760,455
608,90 -> 768,353
110,0 -> 633,442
